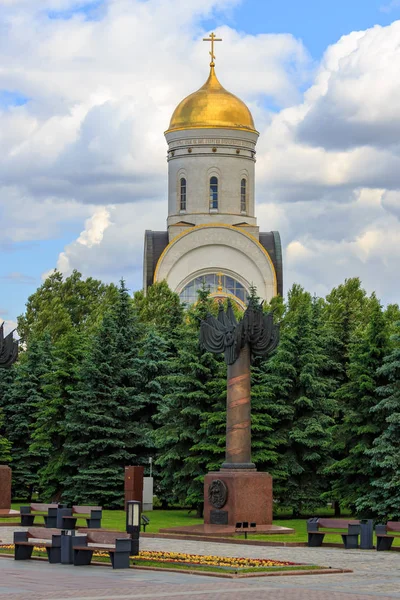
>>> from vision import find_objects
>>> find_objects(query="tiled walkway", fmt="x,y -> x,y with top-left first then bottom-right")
1,528 -> 399,599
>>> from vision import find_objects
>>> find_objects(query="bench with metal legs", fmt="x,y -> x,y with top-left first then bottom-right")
14,528 -> 61,563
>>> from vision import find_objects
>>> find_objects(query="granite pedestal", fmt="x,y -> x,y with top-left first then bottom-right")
0,466 -> 11,510
124,465 -> 144,509
204,470 -> 272,526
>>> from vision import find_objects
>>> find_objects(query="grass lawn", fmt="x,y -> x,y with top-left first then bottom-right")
4,504 -> 399,547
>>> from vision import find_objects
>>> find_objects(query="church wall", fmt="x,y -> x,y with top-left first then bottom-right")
165,128 -> 258,228
154,225 -> 277,301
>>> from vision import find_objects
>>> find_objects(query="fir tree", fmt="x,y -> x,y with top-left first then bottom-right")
133,327 -> 171,471
250,290 -> 288,486
0,409 -> 12,463
63,280 -> 146,508
356,322 -> 400,519
29,329 -> 88,500
0,365 -> 15,456
251,355 -> 289,492
1,336 -> 54,499
155,289 -> 225,515
323,278 -> 371,514
327,294 -> 389,512
261,285 -> 335,514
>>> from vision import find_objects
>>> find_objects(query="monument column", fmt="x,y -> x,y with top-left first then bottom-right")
201,299 -> 279,528
222,344 -> 254,470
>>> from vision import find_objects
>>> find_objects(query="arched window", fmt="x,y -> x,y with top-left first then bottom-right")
179,273 -> 247,307
180,177 -> 186,211
240,178 -> 247,212
210,176 -> 218,210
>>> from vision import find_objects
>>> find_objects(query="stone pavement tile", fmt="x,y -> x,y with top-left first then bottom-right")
1,533 -> 400,599
1,557 -> 400,600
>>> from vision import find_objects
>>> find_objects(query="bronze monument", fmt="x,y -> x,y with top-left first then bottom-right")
200,298 -> 279,529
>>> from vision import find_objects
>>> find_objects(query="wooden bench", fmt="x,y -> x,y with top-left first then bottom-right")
376,521 -> 400,551
0,509 -> 21,527
20,503 -> 60,527
72,530 -> 132,569
57,505 -> 102,529
14,527 -> 62,563
307,518 -> 361,549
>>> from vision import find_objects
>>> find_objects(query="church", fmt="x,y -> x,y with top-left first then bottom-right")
143,34 -> 283,308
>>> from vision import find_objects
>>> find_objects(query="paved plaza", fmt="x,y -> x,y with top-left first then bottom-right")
0,530 -> 399,600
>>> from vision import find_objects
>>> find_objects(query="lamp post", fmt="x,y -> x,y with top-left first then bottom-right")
126,500 -> 141,556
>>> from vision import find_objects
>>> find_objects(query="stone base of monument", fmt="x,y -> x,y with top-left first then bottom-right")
159,469 -> 294,538
204,470 -> 272,527
158,523 -> 294,536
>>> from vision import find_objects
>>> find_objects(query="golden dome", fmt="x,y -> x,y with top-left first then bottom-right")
166,66 -> 257,134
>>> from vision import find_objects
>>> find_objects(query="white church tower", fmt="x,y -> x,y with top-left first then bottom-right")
144,34 -> 282,308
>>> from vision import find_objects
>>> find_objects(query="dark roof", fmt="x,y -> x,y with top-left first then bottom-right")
259,231 -> 283,297
143,230 -> 169,292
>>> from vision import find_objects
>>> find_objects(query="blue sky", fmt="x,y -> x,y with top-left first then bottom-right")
207,0 -> 400,57
1,0 -> 400,325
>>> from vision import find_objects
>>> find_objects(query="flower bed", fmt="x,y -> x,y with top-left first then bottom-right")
133,550 -> 299,569
0,544 -> 325,576
0,544 -> 305,568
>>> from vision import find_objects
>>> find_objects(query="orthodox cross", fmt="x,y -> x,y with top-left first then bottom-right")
203,32 -> 222,67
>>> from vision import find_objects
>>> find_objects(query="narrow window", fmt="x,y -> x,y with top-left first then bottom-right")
180,177 -> 186,211
241,178 -> 247,212
210,176 -> 218,209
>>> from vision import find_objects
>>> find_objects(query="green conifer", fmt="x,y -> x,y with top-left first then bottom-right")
356,321 -> 400,519
30,329 -> 87,500
0,409 -> 12,463
327,294 -> 389,512
1,336 -> 53,499
63,280 -> 146,507
261,285 -> 335,514
154,288 -> 225,515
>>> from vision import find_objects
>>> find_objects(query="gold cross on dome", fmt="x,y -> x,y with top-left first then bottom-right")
203,32 -> 222,67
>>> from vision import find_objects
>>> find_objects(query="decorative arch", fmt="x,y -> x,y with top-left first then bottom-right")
154,224 -> 278,301
177,268 -> 250,308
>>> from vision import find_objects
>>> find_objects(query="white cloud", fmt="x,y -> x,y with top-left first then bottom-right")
0,187 -> 93,243
250,21 -> 400,304
0,0 -> 309,208
52,200 -> 165,287
1,1 -> 400,307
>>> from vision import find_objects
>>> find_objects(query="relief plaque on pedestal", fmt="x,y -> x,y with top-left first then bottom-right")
210,510 -> 228,525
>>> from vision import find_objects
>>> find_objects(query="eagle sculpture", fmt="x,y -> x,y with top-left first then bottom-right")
200,299 -> 279,365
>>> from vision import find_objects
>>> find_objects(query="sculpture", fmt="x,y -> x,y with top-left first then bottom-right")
0,322 -> 18,369
200,297 -> 279,470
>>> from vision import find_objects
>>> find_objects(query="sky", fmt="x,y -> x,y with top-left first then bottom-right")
1,0 -> 400,331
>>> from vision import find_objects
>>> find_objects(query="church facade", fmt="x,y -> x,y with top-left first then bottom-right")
143,37 -> 282,308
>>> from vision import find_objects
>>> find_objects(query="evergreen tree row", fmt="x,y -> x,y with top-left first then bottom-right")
0,270 -> 399,520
